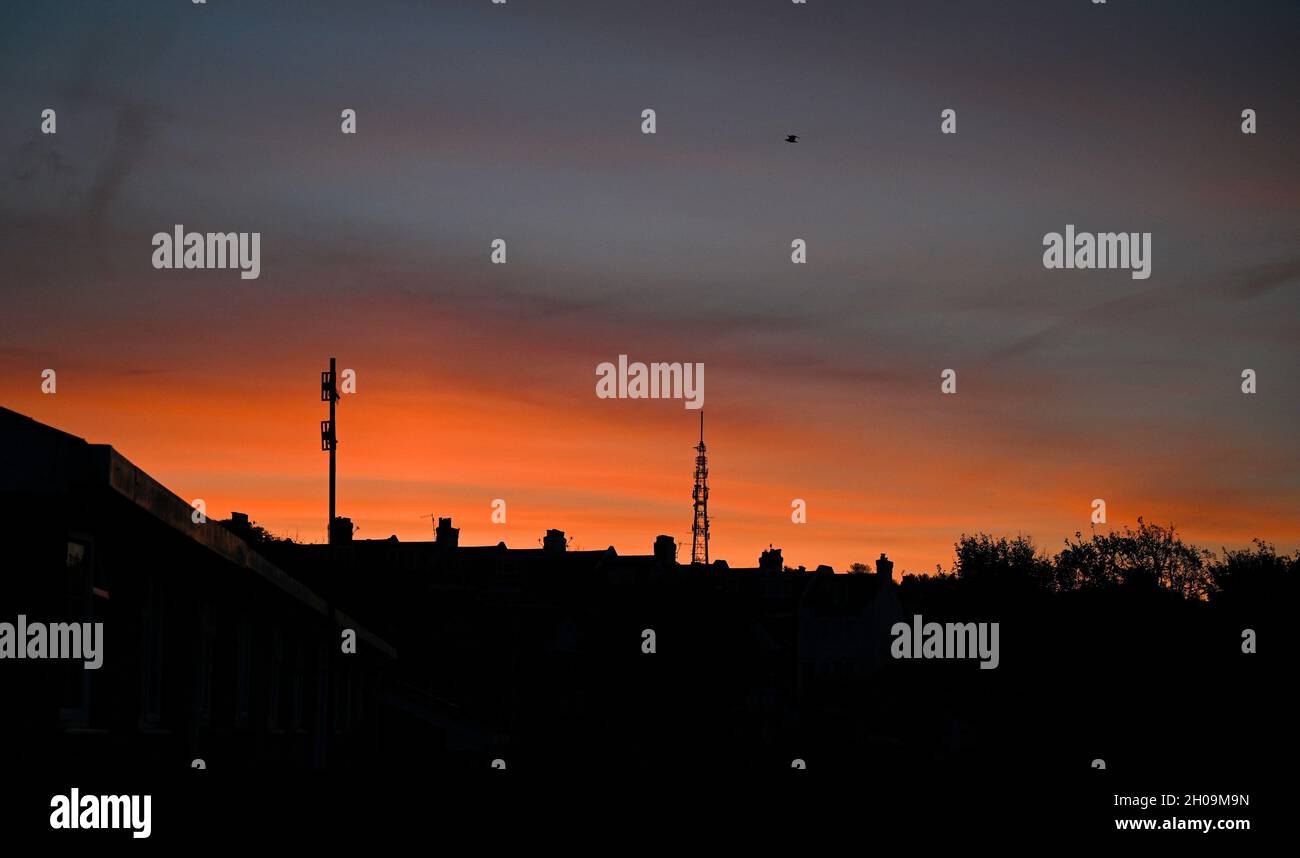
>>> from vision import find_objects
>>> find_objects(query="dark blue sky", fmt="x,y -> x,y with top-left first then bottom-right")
1,0 -> 1296,569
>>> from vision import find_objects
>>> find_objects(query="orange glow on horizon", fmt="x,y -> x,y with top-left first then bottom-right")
4,336 -> 1295,576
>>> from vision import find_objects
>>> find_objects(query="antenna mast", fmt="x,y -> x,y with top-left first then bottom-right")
321,357 -> 339,544
691,411 -> 710,565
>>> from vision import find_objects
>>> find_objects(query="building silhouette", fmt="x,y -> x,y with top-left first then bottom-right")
0,406 -> 907,776
0,406 -> 394,775
5,404 -> 1272,788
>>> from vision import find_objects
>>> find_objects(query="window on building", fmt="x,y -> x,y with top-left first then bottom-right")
335,661 -> 354,734
59,537 -> 96,726
268,629 -> 283,731
195,605 -> 216,726
235,615 -> 253,729
289,637 -> 305,731
139,578 -> 164,728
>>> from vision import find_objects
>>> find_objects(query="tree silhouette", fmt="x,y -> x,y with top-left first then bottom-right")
951,533 -> 1053,591
1056,519 -> 1212,598
924,519 -> 1294,606
1210,538 -> 1299,607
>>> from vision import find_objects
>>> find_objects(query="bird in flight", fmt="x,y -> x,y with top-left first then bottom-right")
785,134 -> 799,143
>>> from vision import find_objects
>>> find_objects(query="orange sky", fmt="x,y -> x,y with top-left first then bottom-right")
3,0 -> 1296,575
4,290 -> 1294,575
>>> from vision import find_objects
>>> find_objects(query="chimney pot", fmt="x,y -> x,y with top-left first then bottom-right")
435,517 -> 459,549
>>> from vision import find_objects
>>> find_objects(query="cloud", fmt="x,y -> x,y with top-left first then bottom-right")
58,15 -> 176,230
1229,253 -> 1300,300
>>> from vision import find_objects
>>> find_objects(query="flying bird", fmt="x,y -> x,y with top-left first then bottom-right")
785,134 -> 799,143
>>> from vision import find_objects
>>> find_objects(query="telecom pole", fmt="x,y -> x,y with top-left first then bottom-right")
321,357 -> 339,544
691,411 -> 710,565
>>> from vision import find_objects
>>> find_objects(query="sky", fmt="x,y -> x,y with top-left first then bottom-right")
1,0 -> 1297,574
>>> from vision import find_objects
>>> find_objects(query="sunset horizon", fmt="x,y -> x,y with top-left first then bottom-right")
2,0 -> 1294,840
4,376 -> 1294,576
5,2 -> 1295,580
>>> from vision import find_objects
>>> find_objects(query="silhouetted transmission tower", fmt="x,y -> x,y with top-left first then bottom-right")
321,357 -> 339,544
691,411 -> 710,565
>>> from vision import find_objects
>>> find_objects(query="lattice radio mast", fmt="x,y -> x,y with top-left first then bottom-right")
691,411 -> 710,565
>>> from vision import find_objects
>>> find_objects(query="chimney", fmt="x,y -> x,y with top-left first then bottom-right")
759,546 -> 783,573
543,528 -> 567,554
875,552 -> 894,583
330,516 -> 353,544
653,535 -> 677,565
435,517 -> 459,549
